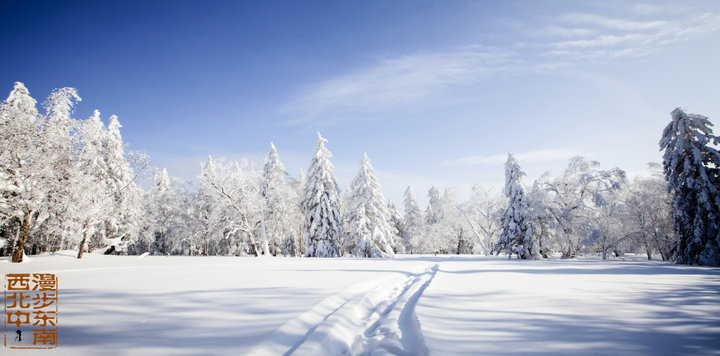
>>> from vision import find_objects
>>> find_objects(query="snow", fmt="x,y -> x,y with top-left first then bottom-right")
1,253 -> 718,355
417,256 -> 720,355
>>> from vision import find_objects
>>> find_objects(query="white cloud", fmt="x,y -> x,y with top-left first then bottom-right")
632,3 -> 690,16
281,47 -> 516,124
537,25 -> 598,38
445,148 -> 587,167
548,11 -> 720,58
559,13 -> 668,31
281,5 -> 720,125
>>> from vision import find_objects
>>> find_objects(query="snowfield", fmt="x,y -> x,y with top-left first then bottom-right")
1,253 -> 719,355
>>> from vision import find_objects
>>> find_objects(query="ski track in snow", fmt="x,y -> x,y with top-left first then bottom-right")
249,263 -> 439,356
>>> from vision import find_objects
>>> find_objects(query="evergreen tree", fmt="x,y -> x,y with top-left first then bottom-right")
301,133 -> 343,257
497,154 -> 538,259
295,169 -> 307,256
660,108 -> 720,266
527,176 -> 552,259
261,143 -> 302,256
386,201 -> 406,254
149,169 -> 188,255
403,186 -> 423,253
38,87 -> 82,257
423,186 -> 448,253
74,110 -> 113,258
343,153 -> 395,258
424,186 -> 443,225
102,115 -> 143,250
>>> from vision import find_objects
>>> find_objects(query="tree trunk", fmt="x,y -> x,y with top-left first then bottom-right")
259,214 -> 270,256
77,229 -> 89,259
653,232 -> 667,261
250,239 -> 259,256
11,214 -> 32,263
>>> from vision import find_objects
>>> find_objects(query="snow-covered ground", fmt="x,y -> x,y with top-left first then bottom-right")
1,253 -> 718,355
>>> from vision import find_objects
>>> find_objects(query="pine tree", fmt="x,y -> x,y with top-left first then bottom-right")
261,143 -> 302,256
660,108 -> 720,266
191,172 -> 229,255
403,186 -> 423,253
527,177 -> 552,259
386,201 -> 406,254
424,186 -> 443,225
39,87 -> 83,257
301,133 -> 343,257
74,110 -> 113,258
497,154 -> 538,259
148,169 -> 188,255
343,153 -> 395,258
102,115 -> 143,249
423,186 -> 448,253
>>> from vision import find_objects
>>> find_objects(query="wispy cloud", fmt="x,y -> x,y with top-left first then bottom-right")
537,25 -> 598,38
444,148 -> 586,167
631,3 -> 690,16
281,3 -> 720,125
559,13 -> 668,31
545,11 -> 720,58
281,47 -> 516,124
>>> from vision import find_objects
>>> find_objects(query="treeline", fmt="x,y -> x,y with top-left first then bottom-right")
1,83 -> 718,265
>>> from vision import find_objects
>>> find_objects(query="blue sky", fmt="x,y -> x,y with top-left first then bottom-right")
1,0 -> 719,206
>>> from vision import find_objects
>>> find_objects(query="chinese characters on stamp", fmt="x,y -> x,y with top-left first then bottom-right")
4,273 -> 58,349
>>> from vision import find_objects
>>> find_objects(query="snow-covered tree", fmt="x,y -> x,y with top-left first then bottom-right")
189,181 -> 227,255
343,153 -> 395,258
0,82 -> 47,262
261,143 -> 302,256
403,186 -> 424,253
497,154 -> 537,259
386,201 -> 406,254
420,186 -> 445,253
445,189 -> 464,253
295,169 -> 307,256
437,188 -> 472,254
33,87 -> 82,257
660,108 -> 720,266
144,168 -> 190,255
623,164 -> 675,260
99,115 -> 143,252
527,176 -> 553,258
199,156 -> 262,256
420,187 -> 464,254
543,156 -> 625,258
74,110 -> 114,258
424,186 -> 443,225
301,133 -> 343,257
465,185 -> 502,255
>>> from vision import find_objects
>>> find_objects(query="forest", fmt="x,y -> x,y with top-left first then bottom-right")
2,82 -> 719,265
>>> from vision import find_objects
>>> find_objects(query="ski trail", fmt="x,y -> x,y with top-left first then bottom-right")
358,263 -> 438,355
248,263 -> 439,356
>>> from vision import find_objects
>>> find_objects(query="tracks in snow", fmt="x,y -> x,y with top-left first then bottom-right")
250,263 -> 439,356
